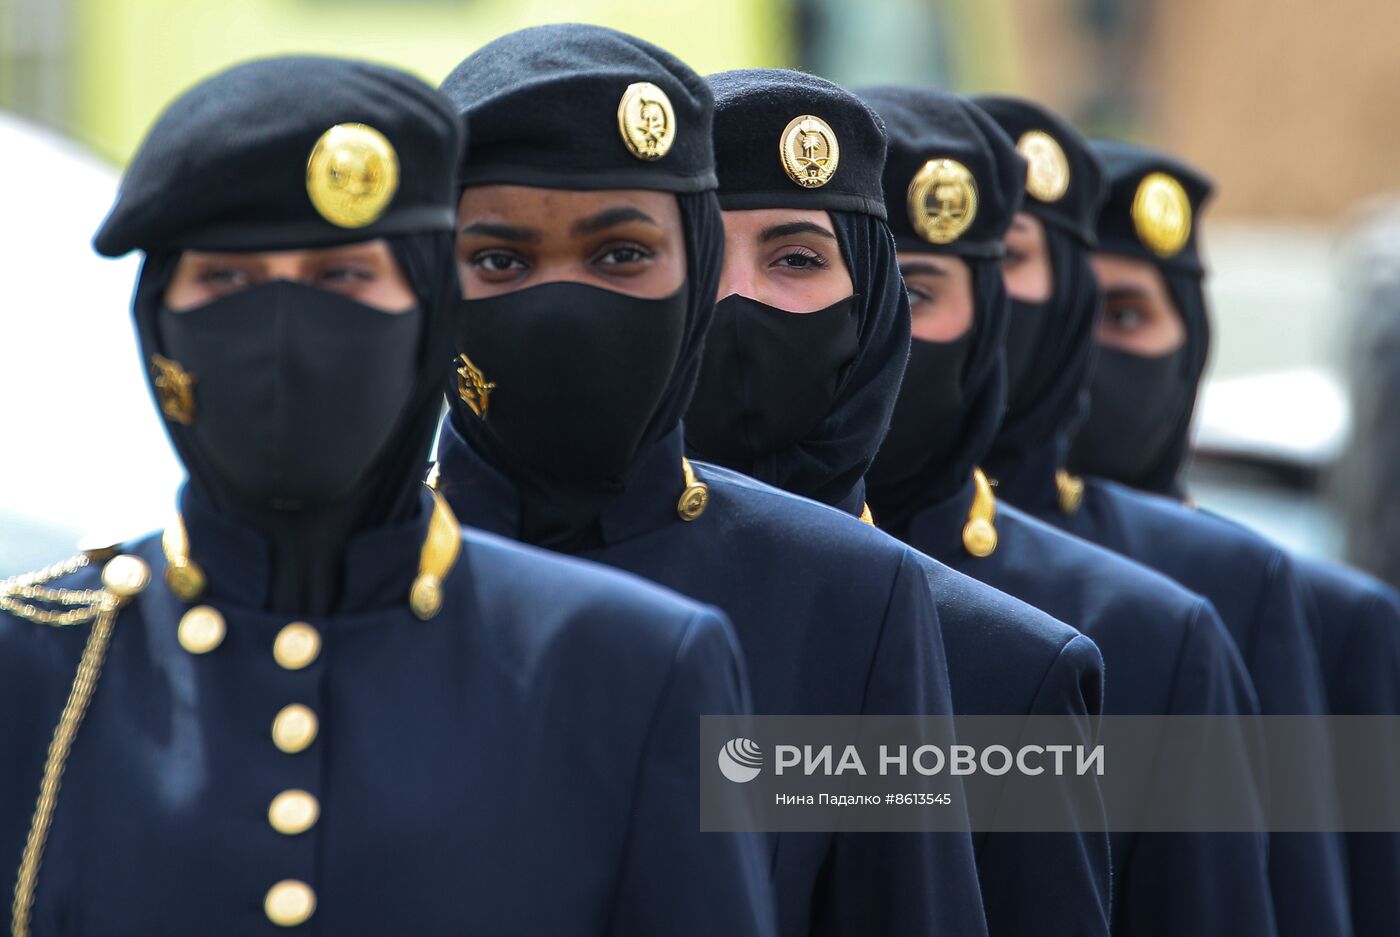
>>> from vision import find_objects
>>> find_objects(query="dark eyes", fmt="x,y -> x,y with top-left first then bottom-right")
1001,248 -> 1027,268
906,284 -> 936,305
594,244 -> 653,266
773,247 -> 828,270
197,265 -> 374,287
319,266 -> 375,285
1105,306 -> 1145,330
469,250 -> 528,273
198,267 -> 249,288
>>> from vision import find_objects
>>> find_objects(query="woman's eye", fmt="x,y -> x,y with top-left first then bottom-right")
774,248 -> 828,270
198,267 -> 250,288
320,266 -> 373,285
1002,250 -> 1025,269
906,285 -> 935,305
595,244 -> 654,266
470,250 -> 528,274
1106,306 -> 1144,330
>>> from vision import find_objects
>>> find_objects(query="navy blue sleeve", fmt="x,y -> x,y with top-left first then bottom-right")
1114,601 -> 1278,937
1315,574 -> 1400,936
977,633 -> 1112,937
812,552 -> 989,937
608,608 -> 777,937
1250,554 -> 1353,937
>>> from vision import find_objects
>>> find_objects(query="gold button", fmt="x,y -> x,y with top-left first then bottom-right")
271,704 -> 318,754
268,789 -> 320,836
177,606 -> 225,655
101,554 -> 151,598
264,879 -> 316,927
273,622 -> 321,670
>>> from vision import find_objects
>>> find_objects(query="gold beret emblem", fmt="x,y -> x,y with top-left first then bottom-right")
1016,129 -> 1070,203
908,158 -> 979,245
455,353 -> 496,421
1132,171 -> 1192,258
306,123 -> 399,229
618,82 -> 676,161
779,115 -> 841,188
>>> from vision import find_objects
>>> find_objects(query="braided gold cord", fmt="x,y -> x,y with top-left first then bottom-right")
9,590 -> 121,936
0,556 -> 105,627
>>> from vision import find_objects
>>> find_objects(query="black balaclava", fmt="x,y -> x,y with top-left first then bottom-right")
856,86 -> 1026,535
437,24 -> 723,551
92,57 -> 464,615
1071,140 -> 1215,496
687,68 -> 910,510
969,96 -> 1109,488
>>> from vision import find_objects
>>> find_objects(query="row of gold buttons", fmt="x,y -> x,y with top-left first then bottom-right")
268,617 -> 322,927
175,606 -> 325,926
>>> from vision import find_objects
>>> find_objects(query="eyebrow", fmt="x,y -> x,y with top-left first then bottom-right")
899,262 -> 949,278
1105,285 -> 1150,302
759,221 -> 838,244
571,206 -> 659,236
459,221 -> 540,243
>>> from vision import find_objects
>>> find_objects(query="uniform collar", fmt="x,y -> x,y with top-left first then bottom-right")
985,434 -> 1065,518
178,483 -> 439,615
905,474 -> 980,561
833,478 -> 868,519
435,415 -> 694,550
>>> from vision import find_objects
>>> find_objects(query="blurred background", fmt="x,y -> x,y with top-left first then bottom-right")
4,0 -> 1400,584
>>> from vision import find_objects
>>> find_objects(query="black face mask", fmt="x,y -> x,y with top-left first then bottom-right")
872,331 -> 973,485
158,280 -> 420,511
1003,297 -> 1057,415
685,293 -> 860,465
455,280 -> 687,481
1071,345 -> 1191,484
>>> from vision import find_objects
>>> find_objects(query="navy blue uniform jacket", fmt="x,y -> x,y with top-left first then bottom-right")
1286,552 -> 1400,937
898,476 -> 1276,937
439,421 -> 990,937
0,489 -> 776,937
1001,447 -> 1352,937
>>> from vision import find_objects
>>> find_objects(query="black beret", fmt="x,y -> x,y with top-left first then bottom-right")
857,86 -> 1024,257
1090,140 -> 1215,274
94,56 -> 462,257
971,95 -> 1105,247
440,24 -> 715,193
708,68 -> 887,219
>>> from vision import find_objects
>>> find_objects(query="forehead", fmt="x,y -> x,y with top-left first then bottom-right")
718,207 -> 835,235
1092,252 -> 1164,290
457,185 -> 679,223
895,251 -> 969,276
180,240 -> 390,264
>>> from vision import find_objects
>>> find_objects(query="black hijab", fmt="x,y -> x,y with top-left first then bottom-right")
866,260 -> 1009,533
686,208 -> 912,508
985,226 -> 1103,474
858,86 -> 1026,533
1069,139 -> 1216,496
444,191 -> 725,549
132,233 -> 460,614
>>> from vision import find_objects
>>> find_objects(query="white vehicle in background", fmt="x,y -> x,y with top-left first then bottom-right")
0,111 -> 183,576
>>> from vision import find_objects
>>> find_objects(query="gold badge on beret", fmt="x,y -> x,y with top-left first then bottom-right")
1016,129 -> 1070,203
617,82 -> 676,161
779,115 -> 841,188
306,123 -> 400,229
907,158 -> 978,245
1132,171 -> 1192,257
